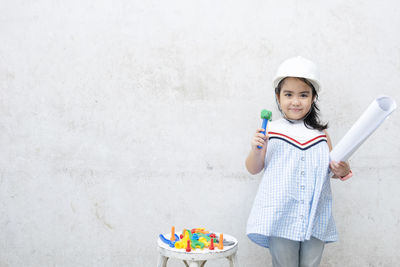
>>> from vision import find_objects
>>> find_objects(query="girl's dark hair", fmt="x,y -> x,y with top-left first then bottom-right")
275,77 -> 328,131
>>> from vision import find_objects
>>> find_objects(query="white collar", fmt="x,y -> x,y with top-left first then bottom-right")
269,118 -> 324,143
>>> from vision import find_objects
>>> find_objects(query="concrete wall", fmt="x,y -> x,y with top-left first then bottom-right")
1,0 -> 399,266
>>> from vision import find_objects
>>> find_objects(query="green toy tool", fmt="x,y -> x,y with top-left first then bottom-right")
258,109 -> 272,149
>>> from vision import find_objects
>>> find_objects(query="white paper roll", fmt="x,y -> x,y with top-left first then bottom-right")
330,95 -> 397,162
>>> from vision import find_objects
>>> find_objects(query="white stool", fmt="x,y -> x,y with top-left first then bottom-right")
157,232 -> 238,267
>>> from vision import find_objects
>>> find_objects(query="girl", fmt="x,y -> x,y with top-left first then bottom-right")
246,56 -> 352,267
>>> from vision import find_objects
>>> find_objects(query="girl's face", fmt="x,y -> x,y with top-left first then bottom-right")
276,77 -> 315,120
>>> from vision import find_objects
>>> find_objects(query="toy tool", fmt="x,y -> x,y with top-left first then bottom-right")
159,233 -> 180,248
174,229 -> 190,249
170,226 -> 176,241
257,109 -> 272,149
218,233 -> 224,250
209,237 -> 215,250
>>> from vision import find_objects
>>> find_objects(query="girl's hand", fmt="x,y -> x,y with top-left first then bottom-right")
330,161 -> 351,179
251,128 -> 269,150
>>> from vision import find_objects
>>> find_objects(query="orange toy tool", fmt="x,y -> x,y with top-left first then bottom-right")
193,228 -> 209,234
170,226 -> 175,241
218,233 -> 224,250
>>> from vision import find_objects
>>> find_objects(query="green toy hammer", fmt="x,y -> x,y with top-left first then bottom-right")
257,109 -> 272,149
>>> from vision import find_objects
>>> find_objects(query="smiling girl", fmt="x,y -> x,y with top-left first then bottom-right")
245,56 -> 352,267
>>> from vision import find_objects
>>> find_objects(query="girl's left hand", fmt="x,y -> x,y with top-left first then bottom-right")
330,161 -> 351,178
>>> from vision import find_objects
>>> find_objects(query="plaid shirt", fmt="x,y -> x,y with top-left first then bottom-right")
247,119 -> 338,248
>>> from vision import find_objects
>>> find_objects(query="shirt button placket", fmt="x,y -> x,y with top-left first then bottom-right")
300,169 -> 305,191
299,155 -> 306,233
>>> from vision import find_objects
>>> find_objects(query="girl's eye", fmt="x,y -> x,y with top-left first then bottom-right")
285,93 -> 292,97
301,94 -> 308,98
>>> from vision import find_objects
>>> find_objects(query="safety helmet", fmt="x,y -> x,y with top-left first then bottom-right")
273,56 -> 321,92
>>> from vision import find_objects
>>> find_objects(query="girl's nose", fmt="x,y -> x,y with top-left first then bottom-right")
292,98 -> 300,105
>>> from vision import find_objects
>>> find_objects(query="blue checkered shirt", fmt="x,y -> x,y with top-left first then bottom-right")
247,119 -> 338,248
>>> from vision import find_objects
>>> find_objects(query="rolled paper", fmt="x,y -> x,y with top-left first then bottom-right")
330,95 -> 396,162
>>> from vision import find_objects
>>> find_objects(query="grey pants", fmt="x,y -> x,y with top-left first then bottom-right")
268,236 -> 325,267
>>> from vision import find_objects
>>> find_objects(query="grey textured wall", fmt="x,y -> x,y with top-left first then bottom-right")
1,1 -> 399,266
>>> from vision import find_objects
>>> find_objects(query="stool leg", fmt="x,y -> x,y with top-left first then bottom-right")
157,255 -> 168,267
227,253 -> 238,267
187,260 -> 206,267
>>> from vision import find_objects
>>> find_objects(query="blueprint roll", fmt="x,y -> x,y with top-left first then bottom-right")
330,95 -> 397,162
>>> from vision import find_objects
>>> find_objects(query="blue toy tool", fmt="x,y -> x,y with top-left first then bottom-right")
257,109 -> 272,149
159,233 -> 180,248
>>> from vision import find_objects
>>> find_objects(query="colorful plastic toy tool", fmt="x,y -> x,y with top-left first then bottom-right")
170,226 -> 175,241
159,233 -> 180,248
185,229 -> 205,249
186,240 -> 191,252
218,233 -> 224,250
174,229 -> 190,249
257,109 -> 272,149
209,237 -> 215,250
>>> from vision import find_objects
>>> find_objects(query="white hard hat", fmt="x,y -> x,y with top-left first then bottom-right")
273,56 -> 321,92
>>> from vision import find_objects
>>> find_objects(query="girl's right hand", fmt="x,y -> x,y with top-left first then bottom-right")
251,128 -> 269,150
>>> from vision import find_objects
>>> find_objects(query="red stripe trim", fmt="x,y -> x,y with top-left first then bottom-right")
268,132 -> 327,146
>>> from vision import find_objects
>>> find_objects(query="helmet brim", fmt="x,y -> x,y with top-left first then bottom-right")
273,76 -> 321,93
